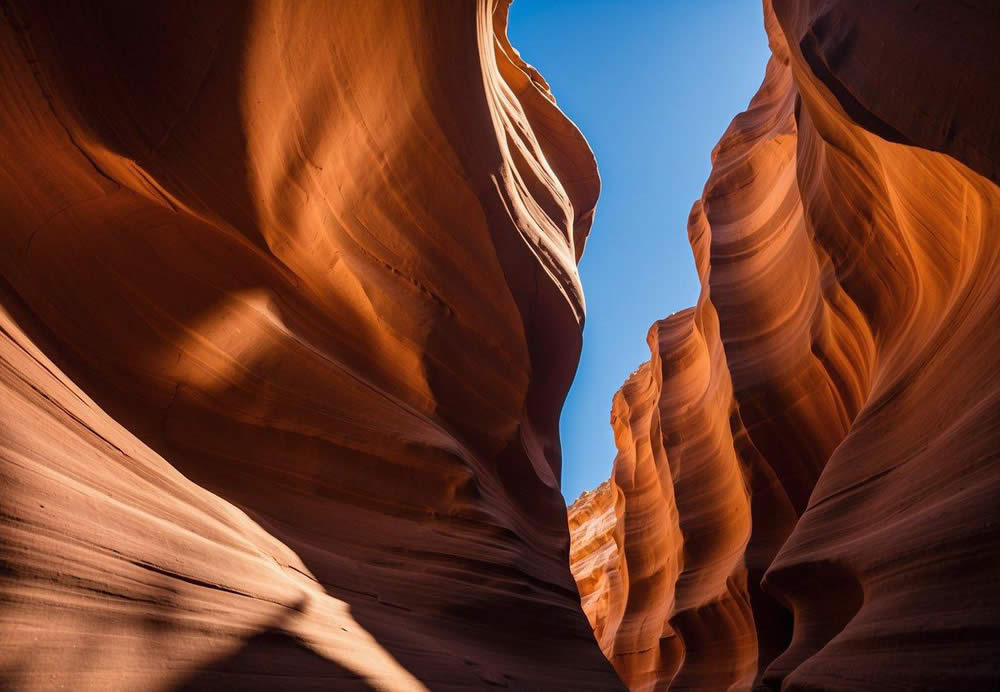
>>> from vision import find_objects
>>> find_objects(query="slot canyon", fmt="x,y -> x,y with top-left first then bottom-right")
1,1 -> 998,690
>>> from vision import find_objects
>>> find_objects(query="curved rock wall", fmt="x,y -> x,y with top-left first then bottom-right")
570,1 -> 1000,689
0,1 -> 621,689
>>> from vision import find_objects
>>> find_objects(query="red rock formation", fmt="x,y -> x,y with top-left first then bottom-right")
570,308 -> 758,692
570,1 -> 1000,689
0,1 -> 622,689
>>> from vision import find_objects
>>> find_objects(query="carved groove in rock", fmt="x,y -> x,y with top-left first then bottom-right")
570,1 -> 1000,690
0,1 -> 622,689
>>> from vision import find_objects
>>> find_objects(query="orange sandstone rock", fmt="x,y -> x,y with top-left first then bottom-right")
0,1 -> 620,689
570,1 -> 1000,689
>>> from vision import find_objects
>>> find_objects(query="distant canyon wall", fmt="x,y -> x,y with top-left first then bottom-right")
0,1 -> 623,689
569,0 -> 1000,689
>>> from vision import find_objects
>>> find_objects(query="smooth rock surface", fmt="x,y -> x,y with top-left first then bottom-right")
0,1 -> 621,689
570,1 -> 1000,689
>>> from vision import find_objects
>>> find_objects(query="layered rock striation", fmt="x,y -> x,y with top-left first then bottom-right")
0,1 -> 622,689
570,1 -> 1000,689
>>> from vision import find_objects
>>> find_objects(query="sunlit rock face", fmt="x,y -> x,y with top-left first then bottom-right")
569,0 -> 1000,689
0,1 -> 623,689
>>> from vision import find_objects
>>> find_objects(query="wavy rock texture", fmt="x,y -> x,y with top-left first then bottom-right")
0,1 -> 623,689
570,1 -> 1000,689
569,309 -> 757,692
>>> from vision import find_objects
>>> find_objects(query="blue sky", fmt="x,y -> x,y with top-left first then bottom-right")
507,0 -> 771,502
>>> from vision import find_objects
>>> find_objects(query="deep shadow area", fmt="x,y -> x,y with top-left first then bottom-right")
172,629 -> 374,692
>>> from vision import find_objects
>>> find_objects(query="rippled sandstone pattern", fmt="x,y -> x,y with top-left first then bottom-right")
570,0 -> 1000,689
0,1 -> 623,689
